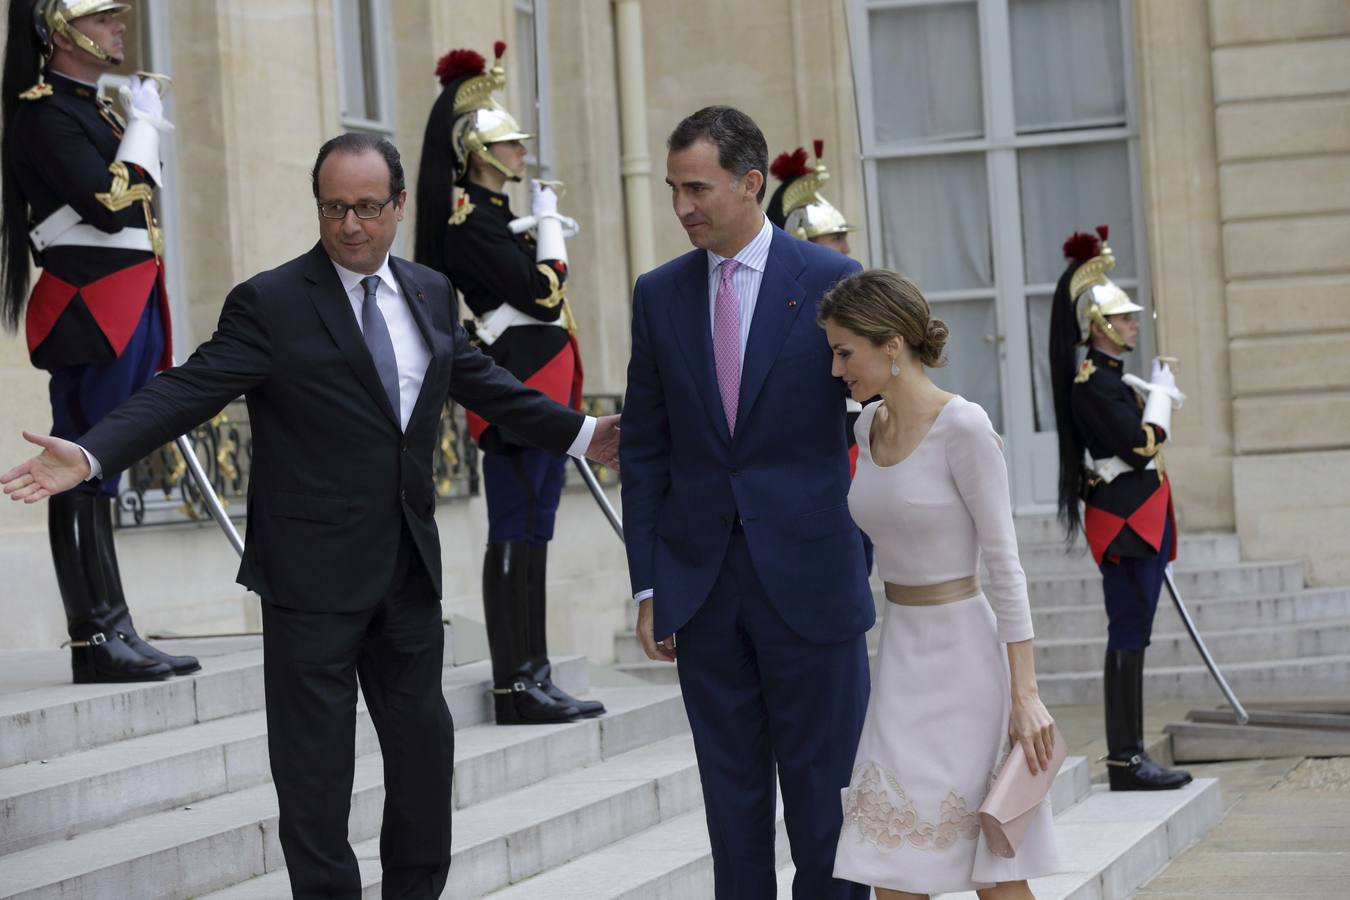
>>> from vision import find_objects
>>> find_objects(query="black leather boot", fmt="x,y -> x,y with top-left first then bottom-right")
51,492 -> 171,684
1103,649 -> 1191,790
483,542 -> 579,725
89,496 -> 201,675
527,543 -> 604,718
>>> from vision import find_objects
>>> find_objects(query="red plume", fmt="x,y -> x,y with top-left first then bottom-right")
813,138 -> 824,160
770,147 -> 811,182
1062,231 -> 1101,263
494,40 -> 507,59
1095,224 -> 1109,242
436,49 -> 485,86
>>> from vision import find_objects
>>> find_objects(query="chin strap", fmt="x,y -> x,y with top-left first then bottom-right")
49,9 -> 120,64
466,133 -> 522,182
1087,307 -> 1127,349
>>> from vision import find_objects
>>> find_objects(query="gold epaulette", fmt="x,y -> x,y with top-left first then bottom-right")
95,161 -> 154,212
535,262 -> 566,309
18,81 -> 52,101
1074,358 -> 1097,384
1132,424 -> 1160,457
448,195 -> 474,226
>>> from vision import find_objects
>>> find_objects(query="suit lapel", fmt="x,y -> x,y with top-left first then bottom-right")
667,251 -> 733,444
737,230 -> 805,432
389,256 -> 453,428
303,244 -> 400,429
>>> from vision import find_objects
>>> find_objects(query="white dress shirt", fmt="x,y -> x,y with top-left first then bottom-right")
81,252 -> 595,478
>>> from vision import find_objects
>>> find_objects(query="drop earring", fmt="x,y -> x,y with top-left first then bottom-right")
890,359 -> 901,378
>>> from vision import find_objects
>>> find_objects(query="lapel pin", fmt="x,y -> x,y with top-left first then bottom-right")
787,299 -> 797,307
416,290 -> 426,302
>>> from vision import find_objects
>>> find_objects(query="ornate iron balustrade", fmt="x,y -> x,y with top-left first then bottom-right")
116,400 -> 480,529
569,394 -> 623,489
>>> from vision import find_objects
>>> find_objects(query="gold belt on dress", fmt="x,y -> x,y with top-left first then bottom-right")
883,575 -> 980,606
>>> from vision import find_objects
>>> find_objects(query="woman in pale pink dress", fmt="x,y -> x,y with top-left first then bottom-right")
821,270 -> 1059,899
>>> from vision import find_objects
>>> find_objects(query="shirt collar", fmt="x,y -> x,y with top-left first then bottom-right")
331,254 -> 399,298
707,214 -> 771,273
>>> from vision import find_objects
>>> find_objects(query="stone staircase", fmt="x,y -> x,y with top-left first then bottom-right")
613,516 -> 1350,708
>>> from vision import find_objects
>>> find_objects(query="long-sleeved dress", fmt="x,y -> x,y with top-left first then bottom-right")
833,395 -> 1058,893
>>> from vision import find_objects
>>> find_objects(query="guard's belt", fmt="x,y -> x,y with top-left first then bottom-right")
1090,455 -> 1156,484
474,302 -> 565,346
30,204 -> 153,253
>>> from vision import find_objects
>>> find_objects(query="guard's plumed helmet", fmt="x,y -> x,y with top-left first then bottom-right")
436,41 -> 531,183
766,140 -> 855,241
1062,225 -> 1142,348
34,0 -> 130,64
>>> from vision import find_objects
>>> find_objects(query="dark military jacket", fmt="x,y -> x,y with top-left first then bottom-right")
9,70 -> 169,370
440,181 -> 581,445
1070,347 -> 1175,563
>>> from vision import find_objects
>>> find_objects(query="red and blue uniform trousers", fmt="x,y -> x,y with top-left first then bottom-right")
1085,474 -> 1178,652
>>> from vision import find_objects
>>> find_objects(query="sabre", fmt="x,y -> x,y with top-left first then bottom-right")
1164,563 -> 1248,725
572,457 -> 624,542
174,431 -> 244,558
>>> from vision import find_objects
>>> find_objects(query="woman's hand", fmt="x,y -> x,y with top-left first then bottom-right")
1010,692 -> 1056,775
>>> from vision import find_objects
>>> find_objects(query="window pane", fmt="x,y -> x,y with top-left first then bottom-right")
1018,141 -> 1133,285
877,154 -> 992,293
337,0 -> 379,122
868,2 -> 983,144
1025,292 -> 1057,432
1010,0 -> 1125,133
929,298 -> 1003,433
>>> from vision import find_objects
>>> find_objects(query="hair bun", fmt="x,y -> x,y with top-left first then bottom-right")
920,317 -> 949,368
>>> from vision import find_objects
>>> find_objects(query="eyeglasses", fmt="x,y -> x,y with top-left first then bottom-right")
316,193 -> 399,220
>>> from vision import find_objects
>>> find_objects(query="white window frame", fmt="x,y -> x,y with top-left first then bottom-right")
847,0 -> 1151,510
333,0 -> 396,137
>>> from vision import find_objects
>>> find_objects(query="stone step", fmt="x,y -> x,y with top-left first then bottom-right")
611,660 -> 680,685
778,778 -> 1222,900
0,645 -> 585,772
0,657 -> 606,857
1014,514 -> 1062,546
1033,617 -> 1350,674
1029,586 -> 1350,640
1036,652 -> 1350,706
0,686 -> 685,900
1016,533 -> 1241,575
1023,560 -> 1303,608
490,756 -> 1092,900
204,729 -> 700,900
1165,720 -> 1350,762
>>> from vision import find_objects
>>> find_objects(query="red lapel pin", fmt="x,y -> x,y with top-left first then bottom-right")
787,299 -> 797,307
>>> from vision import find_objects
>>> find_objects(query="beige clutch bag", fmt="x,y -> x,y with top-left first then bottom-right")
977,724 -> 1066,858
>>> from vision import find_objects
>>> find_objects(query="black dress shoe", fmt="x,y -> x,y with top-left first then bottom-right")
119,632 -> 201,675
534,660 -> 605,718
492,678 -> 581,725
1105,751 -> 1193,791
70,633 -> 173,683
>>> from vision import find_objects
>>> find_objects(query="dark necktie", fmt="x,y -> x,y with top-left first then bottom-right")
360,275 -> 401,421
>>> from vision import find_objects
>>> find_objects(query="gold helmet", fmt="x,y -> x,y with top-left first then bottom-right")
436,41 -> 531,183
1063,226 -> 1143,348
36,1 -> 130,64
767,140 -> 855,241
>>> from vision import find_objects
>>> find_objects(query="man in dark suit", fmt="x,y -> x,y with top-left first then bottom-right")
2,132 -> 619,899
619,106 -> 874,899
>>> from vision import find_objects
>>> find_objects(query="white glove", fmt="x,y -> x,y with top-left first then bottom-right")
1150,358 -> 1176,392
531,180 -> 558,218
119,75 -> 173,132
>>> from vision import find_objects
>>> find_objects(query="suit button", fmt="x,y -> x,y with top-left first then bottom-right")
400,442 -> 408,453
400,489 -> 407,501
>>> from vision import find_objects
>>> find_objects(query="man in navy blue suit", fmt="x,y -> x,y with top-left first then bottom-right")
619,106 -> 874,900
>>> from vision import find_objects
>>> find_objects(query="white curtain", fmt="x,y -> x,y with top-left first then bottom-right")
1018,140 -> 1134,285
1009,0 -> 1126,133
929,299 -> 1004,433
878,154 -> 993,293
868,2 -> 983,144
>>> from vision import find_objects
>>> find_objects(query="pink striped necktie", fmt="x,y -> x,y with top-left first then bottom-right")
713,258 -> 741,434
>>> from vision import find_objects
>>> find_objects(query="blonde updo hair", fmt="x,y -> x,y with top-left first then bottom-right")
818,269 -> 949,368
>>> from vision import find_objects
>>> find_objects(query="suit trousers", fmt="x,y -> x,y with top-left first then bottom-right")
676,530 -> 871,900
262,526 -> 453,899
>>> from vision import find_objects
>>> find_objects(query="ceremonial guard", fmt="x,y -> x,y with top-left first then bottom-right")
1,0 -> 197,682
765,139 -> 856,257
1048,226 -> 1190,790
414,42 -> 601,724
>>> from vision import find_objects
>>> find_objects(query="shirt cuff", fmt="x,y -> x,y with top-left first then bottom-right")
633,589 -> 653,603
80,446 -> 102,481
565,415 -> 597,460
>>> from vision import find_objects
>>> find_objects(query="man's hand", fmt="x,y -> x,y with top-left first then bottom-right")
586,414 -> 620,470
1150,357 -> 1176,391
119,74 -> 173,132
636,597 -> 675,663
1,431 -> 92,502
531,179 -> 559,218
